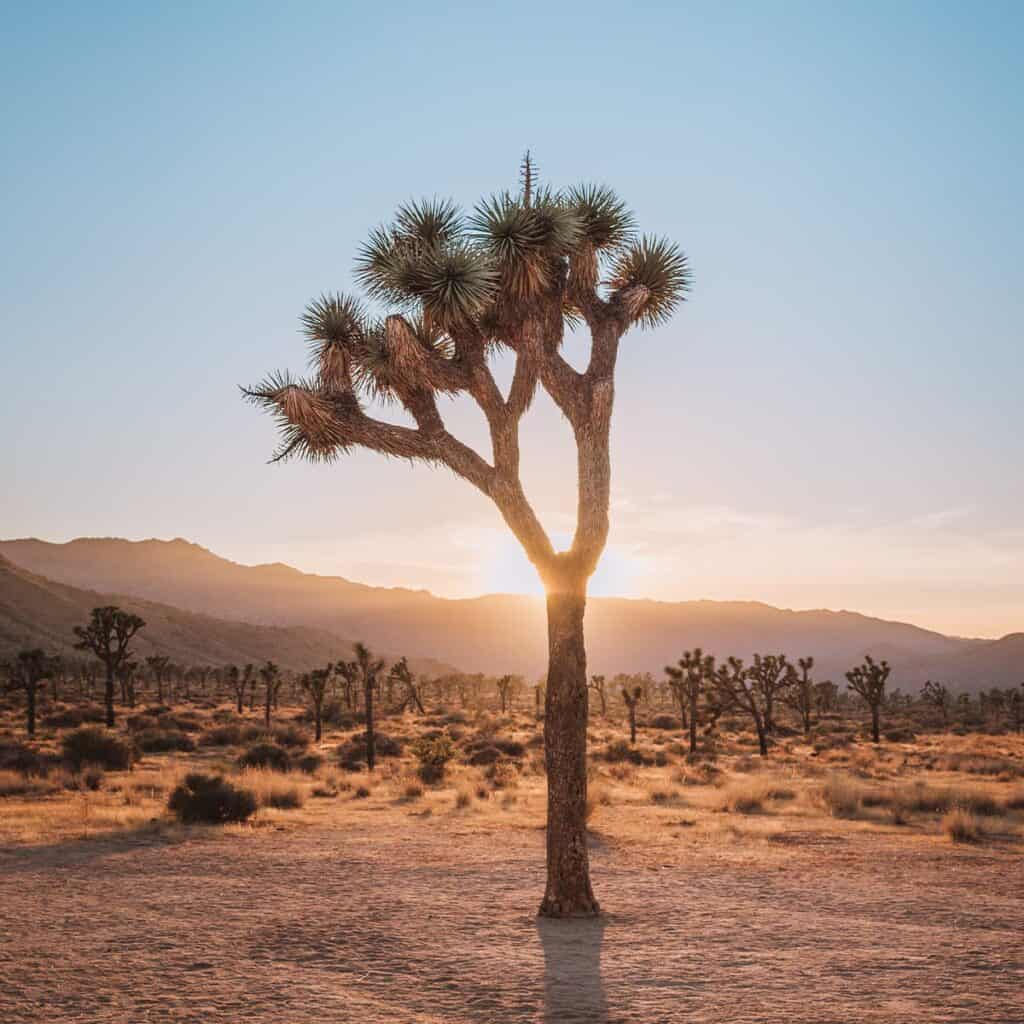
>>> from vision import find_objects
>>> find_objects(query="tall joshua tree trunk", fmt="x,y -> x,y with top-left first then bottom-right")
541,579 -> 597,917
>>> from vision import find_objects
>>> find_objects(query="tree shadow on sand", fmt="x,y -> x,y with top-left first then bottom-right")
537,915 -> 609,1023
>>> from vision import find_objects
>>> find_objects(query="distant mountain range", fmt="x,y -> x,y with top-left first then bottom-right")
1,537 -> 1020,692
0,553 -> 453,676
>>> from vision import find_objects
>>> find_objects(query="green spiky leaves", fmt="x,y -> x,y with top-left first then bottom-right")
565,184 -> 636,252
607,235 -> 692,328
469,190 -> 582,302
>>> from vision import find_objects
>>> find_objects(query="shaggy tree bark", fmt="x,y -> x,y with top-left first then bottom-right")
243,164 -> 690,917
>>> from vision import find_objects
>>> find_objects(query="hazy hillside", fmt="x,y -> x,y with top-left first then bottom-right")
0,554 -> 453,675
3,537 -> 1015,690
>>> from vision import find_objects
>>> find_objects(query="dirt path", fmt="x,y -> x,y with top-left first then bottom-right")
1,816 -> 1021,1023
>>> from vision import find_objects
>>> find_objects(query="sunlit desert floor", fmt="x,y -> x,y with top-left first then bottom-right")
2,708 -> 1023,1022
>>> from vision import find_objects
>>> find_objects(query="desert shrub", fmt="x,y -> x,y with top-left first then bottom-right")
0,741 -> 51,777
239,742 -> 292,772
649,714 -> 681,731
942,808 -> 984,843
157,711 -> 204,733
135,728 -> 196,754
257,782 -> 305,809
353,785 -> 371,799
411,732 -> 456,783
42,704 -> 107,729
883,727 -> 916,743
442,711 -> 468,726
720,779 -> 796,814
168,773 -> 257,824
816,776 -> 864,818
455,786 -> 473,809
336,733 -> 403,771
199,724 -> 244,747
603,739 -> 649,765
296,753 -> 323,774
79,765 -> 105,791
61,727 -> 136,771
466,745 -> 502,766
648,787 -> 683,805
403,780 -> 424,800
270,723 -> 310,749
484,760 -> 519,789
938,753 -> 1022,778
125,714 -> 161,733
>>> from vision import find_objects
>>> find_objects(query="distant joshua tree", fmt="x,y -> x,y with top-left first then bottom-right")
73,606 -> 146,727
353,643 -> 386,769
587,674 -> 608,717
746,653 -> 794,735
781,656 -> 818,736
259,661 -> 283,728
222,664 -> 243,714
920,679 -> 951,728
664,648 -> 717,754
145,655 -> 171,705
496,674 -> 519,714
845,655 -> 891,743
713,657 -> 772,756
389,657 -> 425,714
4,649 -> 59,737
621,686 -> 642,745
299,664 -> 332,742
243,156 -> 690,917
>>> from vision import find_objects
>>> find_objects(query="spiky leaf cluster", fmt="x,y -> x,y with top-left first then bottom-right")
607,236 -> 692,328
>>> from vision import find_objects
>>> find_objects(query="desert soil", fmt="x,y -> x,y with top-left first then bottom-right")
1,810 -> 1021,1024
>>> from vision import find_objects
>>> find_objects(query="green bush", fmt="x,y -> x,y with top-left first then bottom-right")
61,727 -> 137,771
168,773 -> 257,824
296,753 -> 323,774
270,723 -> 310,749
238,742 -> 292,772
411,732 -> 456,783
336,733 -> 403,771
199,724 -> 244,747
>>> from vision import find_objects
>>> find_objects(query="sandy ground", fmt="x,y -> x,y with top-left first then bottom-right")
2,807 -> 1022,1024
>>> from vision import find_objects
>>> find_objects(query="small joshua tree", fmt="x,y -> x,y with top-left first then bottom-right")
781,656 -> 818,736
353,642 -> 385,770
496,673 -> 519,714
746,653 -> 794,735
920,679 -> 951,728
300,664 -> 332,742
145,655 -> 171,705
259,661 -> 283,728
243,156 -> 690,917
4,649 -> 59,737
587,674 -> 608,717
73,605 -> 146,727
664,648 -> 718,755
845,655 -> 890,743
713,656 -> 773,756
621,686 -> 642,745
388,657 -> 425,714
222,664 -> 243,715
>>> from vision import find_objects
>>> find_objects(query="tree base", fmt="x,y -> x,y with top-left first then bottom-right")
537,896 -> 601,919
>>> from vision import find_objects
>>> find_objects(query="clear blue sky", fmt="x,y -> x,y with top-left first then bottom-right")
2,2 -> 1021,636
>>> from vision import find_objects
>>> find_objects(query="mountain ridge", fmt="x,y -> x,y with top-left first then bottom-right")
2,536 -> 1018,690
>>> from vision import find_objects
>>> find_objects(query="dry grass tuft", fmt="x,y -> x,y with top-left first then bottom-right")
942,808 -> 986,843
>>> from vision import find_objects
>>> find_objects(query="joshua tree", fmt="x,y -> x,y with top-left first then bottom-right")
73,605 -> 146,727
335,659 -> 359,711
713,656 -> 773,756
353,642 -> 385,769
145,655 -> 171,704
781,656 -> 818,736
621,686 -> 642,745
243,157 -> 689,916
814,679 -> 839,715
117,659 -> 139,708
4,649 -> 59,737
920,679 -> 951,728
221,664 -> 243,714
259,661 -> 283,728
664,648 -> 717,754
299,664 -> 333,742
496,674 -> 519,714
389,657 -> 426,714
745,653 -> 794,735
845,655 -> 890,743
587,674 -> 608,717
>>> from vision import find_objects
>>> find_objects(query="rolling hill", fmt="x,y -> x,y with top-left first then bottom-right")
2,537 -> 1018,690
0,554 -> 453,675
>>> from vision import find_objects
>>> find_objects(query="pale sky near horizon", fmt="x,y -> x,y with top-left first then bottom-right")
2,3 -> 1022,638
